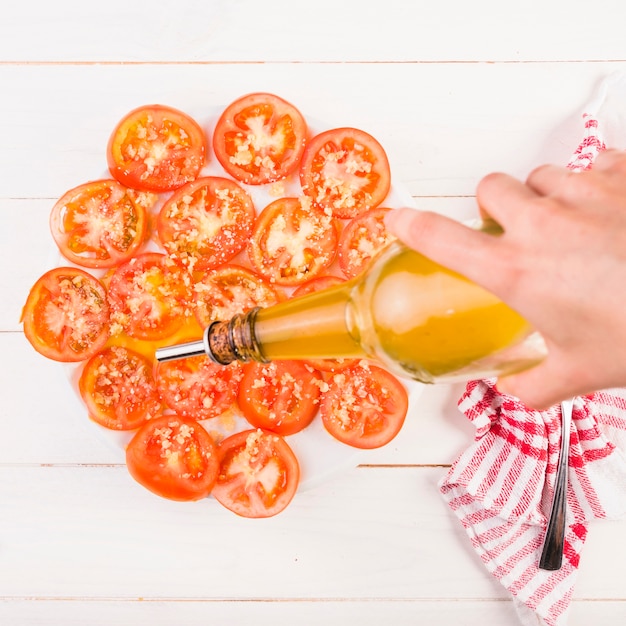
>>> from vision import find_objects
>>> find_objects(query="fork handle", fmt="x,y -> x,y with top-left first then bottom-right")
539,399 -> 573,570
538,469 -> 568,570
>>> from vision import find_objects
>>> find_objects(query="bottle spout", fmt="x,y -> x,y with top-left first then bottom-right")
155,337 -> 207,362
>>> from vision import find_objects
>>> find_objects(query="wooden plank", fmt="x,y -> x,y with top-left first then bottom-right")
0,465 -> 624,603
5,598 -> 624,626
0,598 -> 532,626
0,598 -> 588,626
0,62 -> 621,201
0,465 -> 502,599
1,0 -> 625,62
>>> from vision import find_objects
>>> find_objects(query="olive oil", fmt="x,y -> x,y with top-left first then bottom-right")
156,238 -> 546,384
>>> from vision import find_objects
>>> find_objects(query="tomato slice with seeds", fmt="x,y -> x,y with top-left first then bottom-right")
125,415 -> 219,502
155,356 -> 243,421
193,264 -> 282,328
49,179 -> 154,269
238,360 -> 323,436
157,177 -> 256,273
320,362 -> 408,449
107,252 -> 192,341
107,104 -> 207,192
79,346 -> 161,430
299,127 -> 391,218
212,428 -> 299,518
22,267 -> 110,362
248,196 -> 338,286
291,276 -> 356,373
213,92 -> 308,185
337,207 -> 396,278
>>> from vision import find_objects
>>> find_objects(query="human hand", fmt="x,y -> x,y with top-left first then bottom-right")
385,148 -> 626,409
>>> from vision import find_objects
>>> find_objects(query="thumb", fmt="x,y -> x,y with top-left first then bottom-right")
496,359 -> 572,410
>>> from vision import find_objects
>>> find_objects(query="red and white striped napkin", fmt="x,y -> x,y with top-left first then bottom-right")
439,71 -> 626,626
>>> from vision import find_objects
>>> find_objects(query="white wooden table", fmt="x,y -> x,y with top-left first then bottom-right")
2,1 -> 625,623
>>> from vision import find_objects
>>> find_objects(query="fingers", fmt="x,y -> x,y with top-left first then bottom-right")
496,356 -> 594,410
525,164 -> 572,197
475,172 -> 541,227
384,208 -> 501,283
496,365 -> 567,410
496,371 -> 558,411
526,150 -> 626,204
592,147 -> 626,173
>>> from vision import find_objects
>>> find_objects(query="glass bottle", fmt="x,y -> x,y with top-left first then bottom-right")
155,228 -> 546,384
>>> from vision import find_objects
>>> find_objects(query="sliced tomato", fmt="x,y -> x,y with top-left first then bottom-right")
155,356 -> 243,421
238,360 -> 323,436
320,362 -> 408,449
247,196 -> 338,286
107,252 -> 192,341
299,127 -> 391,218
49,179 -> 154,269
290,275 -> 345,296
213,92 -> 307,185
79,346 -> 161,430
22,267 -> 110,362
107,104 -> 207,192
125,414 -> 219,501
193,264 -> 282,327
338,207 -> 396,278
157,177 -> 256,273
212,429 -> 299,517
291,276 -> 356,373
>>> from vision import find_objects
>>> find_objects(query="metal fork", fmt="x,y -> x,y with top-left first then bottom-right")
539,398 -> 574,570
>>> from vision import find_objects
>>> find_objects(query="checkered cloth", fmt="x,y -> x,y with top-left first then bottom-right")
438,71 -> 626,626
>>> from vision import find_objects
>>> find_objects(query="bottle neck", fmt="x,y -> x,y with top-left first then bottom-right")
205,307 -> 267,365
158,277 -> 365,366
252,280 -> 365,361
